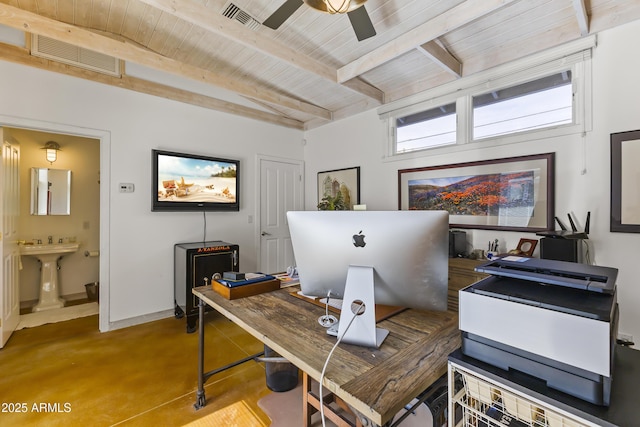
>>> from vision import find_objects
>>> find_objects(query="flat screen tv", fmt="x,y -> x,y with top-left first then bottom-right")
151,149 -> 239,212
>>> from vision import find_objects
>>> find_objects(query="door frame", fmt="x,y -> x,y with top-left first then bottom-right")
0,114 -> 111,332
255,154 -> 304,272
1,132 -> 20,347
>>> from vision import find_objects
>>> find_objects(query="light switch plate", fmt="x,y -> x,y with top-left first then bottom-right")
119,183 -> 135,193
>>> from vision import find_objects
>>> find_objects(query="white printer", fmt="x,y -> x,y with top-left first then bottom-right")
459,256 -> 618,406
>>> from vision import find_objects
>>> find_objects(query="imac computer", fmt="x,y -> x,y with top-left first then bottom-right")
287,210 -> 449,348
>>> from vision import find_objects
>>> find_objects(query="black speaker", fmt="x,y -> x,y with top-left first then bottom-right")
449,230 -> 467,257
540,237 -> 584,263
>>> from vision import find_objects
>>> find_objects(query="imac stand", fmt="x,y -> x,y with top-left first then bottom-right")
337,265 -> 389,348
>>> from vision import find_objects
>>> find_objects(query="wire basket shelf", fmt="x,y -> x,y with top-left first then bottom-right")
449,364 -> 594,427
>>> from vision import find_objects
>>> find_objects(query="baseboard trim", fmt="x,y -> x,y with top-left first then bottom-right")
107,309 -> 174,331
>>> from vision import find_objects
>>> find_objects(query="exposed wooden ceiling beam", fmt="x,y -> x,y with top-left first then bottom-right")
416,41 -> 462,77
337,0 -> 517,83
0,41 -> 304,129
572,0 -> 590,36
0,2 -> 331,120
137,0 -> 384,104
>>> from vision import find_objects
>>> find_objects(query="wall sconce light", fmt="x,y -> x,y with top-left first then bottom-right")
41,141 -> 61,164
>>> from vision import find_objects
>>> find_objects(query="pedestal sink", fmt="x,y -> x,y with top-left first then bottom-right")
20,243 -> 79,312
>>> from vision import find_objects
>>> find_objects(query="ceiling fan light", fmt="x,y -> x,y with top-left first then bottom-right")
303,0 -> 367,14
324,0 -> 350,14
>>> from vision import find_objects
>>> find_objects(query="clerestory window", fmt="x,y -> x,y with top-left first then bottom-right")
380,38 -> 593,158
472,71 -> 573,140
396,103 -> 456,153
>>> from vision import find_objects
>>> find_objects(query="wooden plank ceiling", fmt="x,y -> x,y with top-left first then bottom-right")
0,0 -> 639,130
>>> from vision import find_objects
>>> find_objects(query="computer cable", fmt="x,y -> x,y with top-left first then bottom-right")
202,204 -> 207,244
318,290 -> 338,327
318,301 -> 364,427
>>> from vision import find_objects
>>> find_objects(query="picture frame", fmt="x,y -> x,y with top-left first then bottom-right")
611,130 -> 640,232
515,238 -> 538,257
398,153 -> 555,232
317,167 -> 360,210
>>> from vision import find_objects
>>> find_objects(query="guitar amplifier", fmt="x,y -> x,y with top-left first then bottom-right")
174,241 -> 239,333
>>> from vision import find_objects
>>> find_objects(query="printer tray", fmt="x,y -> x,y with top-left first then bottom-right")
474,257 -> 617,294
462,332 -> 613,406
469,276 -> 616,321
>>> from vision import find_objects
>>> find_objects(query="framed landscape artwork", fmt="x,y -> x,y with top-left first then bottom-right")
398,153 -> 555,232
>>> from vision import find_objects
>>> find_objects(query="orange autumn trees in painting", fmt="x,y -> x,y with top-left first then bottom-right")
408,171 -> 534,216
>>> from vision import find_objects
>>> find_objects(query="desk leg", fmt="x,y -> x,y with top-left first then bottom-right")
192,295 -> 264,411
303,372 -> 314,426
303,372 -> 362,427
194,297 -> 206,410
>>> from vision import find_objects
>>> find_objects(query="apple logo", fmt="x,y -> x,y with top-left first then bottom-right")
352,230 -> 366,247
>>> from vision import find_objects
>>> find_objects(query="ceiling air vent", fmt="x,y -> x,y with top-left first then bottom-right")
222,2 -> 261,30
31,35 -> 121,77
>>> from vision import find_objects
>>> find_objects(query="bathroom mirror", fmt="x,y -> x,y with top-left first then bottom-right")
30,168 -> 71,215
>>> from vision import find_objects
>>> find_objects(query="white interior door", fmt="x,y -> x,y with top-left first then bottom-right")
1,129 -> 21,348
258,156 -> 304,274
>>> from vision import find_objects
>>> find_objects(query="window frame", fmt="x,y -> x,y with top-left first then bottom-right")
394,100 -> 458,153
381,38 -> 593,161
470,71 -> 574,141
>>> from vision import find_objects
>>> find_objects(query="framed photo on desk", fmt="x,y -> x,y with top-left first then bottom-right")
515,238 -> 538,257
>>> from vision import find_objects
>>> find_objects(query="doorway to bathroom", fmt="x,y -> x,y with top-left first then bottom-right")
0,121 -> 106,346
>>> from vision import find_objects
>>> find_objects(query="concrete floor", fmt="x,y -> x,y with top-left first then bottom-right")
0,310 -> 272,426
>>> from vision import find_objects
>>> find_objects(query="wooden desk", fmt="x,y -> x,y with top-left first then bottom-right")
192,285 -> 460,426
448,257 -> 487,312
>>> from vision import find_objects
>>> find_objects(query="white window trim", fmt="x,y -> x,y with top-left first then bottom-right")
379,36 -> 595,162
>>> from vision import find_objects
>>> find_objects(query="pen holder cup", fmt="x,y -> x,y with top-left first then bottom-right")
486,251 -> 499,260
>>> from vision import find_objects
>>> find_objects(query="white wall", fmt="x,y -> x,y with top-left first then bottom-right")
0,61 -> 304,326
303,20 -> 640,347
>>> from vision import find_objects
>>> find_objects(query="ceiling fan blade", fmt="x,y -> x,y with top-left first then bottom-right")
347,6 -> 376,41
263,0 -> 304,30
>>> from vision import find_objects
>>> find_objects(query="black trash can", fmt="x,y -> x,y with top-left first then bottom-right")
264,345 -> 298,392
85,282 -> 99,302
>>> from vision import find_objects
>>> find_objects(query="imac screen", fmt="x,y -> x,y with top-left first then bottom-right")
287,210 -> 449,311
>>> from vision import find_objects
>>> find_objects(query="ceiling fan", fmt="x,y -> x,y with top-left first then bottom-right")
263,0 -> 376,41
